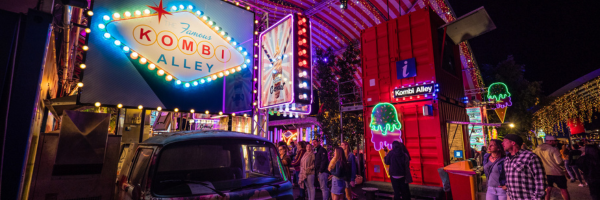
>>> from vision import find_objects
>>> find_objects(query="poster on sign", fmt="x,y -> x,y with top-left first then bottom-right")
258,15 -> 294,108
81,0 -> 254,112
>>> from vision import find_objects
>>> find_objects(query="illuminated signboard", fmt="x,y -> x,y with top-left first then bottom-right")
396,57 -> 416,79
467,107 -> 485,151
393,84 -> 436,98
258,14 -> 312,115
81,0 -> 253,112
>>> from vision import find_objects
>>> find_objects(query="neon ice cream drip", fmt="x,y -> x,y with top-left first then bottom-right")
370,103 -> 403,151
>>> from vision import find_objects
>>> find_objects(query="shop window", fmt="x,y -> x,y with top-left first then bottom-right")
129,148 -> 154,185
438,29 -> 458,76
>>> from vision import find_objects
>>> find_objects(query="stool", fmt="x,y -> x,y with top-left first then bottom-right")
362,187 -> 379,200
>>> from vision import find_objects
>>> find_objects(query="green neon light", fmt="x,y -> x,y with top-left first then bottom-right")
370,103 -> 402,135
487,82 -> 511,101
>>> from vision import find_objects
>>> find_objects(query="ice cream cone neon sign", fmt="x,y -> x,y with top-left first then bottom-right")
370,102 -> 403,178
487,82 -> 512,123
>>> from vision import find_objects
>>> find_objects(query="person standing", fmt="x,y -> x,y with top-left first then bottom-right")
560,144 -> 575,181
291,141 -> 307,199
341,142 -> 357,200
300,144 -> 316,200
384,141 -> 412,200
533,136 -> 570,200
502,134 -> 546,200
483,139 -> 507,200
576,145 -> 600,200
312,139 -> 330,200
568,144 -> 586,186
328,147 -> 348,200
279,145 -> 292,181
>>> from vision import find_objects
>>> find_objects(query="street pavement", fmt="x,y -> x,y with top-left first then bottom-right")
547,180 -> 592,200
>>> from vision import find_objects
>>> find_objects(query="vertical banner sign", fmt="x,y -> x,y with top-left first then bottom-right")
258,14 -> 312,113
466,107 -> 484,151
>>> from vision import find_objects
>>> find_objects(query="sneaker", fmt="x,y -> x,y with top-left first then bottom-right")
579,183 -> 584,187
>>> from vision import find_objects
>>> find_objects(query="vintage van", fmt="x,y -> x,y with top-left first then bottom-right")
115,131 -> 293,199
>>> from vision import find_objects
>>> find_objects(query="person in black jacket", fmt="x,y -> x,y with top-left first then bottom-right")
384,141 -> 412,200
576,145 -> 600,200
312,139 -> 330,200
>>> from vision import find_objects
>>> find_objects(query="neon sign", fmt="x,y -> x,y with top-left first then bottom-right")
98,0 -> 250,86
393,84 -> 435,98
487,82 -> 512,123
370,103 -> 402,151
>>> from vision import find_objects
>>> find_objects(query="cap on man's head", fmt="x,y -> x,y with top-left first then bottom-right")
545,135 -> 557,141
504,134 -> 524,146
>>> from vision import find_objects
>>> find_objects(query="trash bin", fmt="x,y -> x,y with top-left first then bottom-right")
444,160 -> 478,200
362,187 -> 378,200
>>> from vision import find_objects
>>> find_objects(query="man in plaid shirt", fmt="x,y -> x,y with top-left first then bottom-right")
502,134 -> 546,200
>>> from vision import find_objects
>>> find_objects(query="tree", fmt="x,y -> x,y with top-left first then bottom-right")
481,55 -> 543,145
314,47 -> 340,145
337,41 -> 364,149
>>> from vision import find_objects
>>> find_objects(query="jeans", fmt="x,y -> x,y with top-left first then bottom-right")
296,171 -> 305,197
390,177 -> 411,200
305,174 -> 316,200
318,172 -> 330,200
486,187 -> 507,200
565,160 -> 584,182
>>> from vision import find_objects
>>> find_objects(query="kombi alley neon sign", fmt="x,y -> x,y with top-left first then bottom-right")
393,84 -> 435,98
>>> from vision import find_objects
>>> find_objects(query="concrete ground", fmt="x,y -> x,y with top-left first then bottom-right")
546,180 -> 592,200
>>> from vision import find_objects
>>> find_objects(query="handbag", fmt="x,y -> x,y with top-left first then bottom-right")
355,175 -> 363,185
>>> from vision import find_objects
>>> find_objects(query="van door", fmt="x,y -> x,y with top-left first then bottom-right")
123,147 -> 154,200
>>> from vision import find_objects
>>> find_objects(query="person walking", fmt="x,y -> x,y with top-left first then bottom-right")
567,144 -> 586,186
384,141 -> 412,200
483,139 -> 507,200
533,136 -> 570,200
560,144 -> 575,181
291,141 -> 307,199
328,147 -> 348,200
300,144 -> 316,200
341,141 -> 357,200
279,145 -> 292,181
312,139 -> 330,200
576,145 -> 600,200
502,134 -> 546,200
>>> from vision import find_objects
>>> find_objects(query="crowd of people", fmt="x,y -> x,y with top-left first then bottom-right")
480,134 -> 600,200
276,139 -> 371,200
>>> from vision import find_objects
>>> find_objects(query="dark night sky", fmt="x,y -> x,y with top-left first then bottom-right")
447,0 -> 600,95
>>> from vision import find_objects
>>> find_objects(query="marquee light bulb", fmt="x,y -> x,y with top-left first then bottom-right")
212,75 -> 217,80
157,106 -> 162,111
219,111 -> 223,115
242,64 -> 247,68
202,16 -> 208,21
255,20 -> 259,24
225,71 -> 230,76
123,46 -> 130,52
243,51 -> 248,56
244,114 -> 247,117
193,81 -> 198,86
87,10 -> 94,16
179,5 -> 184,10
148,63 -> 155,70
184,83 -> 190,87
113,13 -> 120,20
166,75 -> 173,81
176,80 -> 181,84
190,109 -> 195,113
157,69 -> 165,76
114,40 -> 121,46
220,31 -> 225,36
231,68 -> 236,73
117,104 -> 123,108
302,18 -> 306,23
254,43 -> 258,46
246,59 -> 251,63
205,110 -> 209,114
77,82 -> 84,87
134,10 -> 141,17
103,15 -> 110,21
139,57 -> 147,64
124,11 -> 131,18
232,41 -> 237,46
138,105 -> 143,109
130,52 -> 138,59
253,90 -> 257,93
103,33 -> 111,38
82,46 -> 89,51
80,64 -> 86,69
215,27 -> 221,31
232,113 -> 235,116
253,78 -> 257,82
236,66 -> 241,71
206,78 -> 211,82
98,24 -> 105,29
174,108 -> 179,112
208,21 -> 214,25
218,72 -> 224,77
254,66 -> 258,70
144,9 -> 150,15
200,79 -> 205,84
95,102 -> 101,107
171,6 -> 177,11
188,5 -> 193,10
85,28 -> 91,33
254,31 -> 258,35
227,37 -> 231,41
246,6 -> 250,10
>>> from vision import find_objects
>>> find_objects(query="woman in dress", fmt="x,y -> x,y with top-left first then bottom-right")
483,139 -> 507,200
328,147 -> 348,200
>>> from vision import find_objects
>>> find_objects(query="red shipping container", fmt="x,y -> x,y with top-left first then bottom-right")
361,8 -> 469,187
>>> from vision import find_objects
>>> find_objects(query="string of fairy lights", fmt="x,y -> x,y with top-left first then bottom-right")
534,77 -> 600,136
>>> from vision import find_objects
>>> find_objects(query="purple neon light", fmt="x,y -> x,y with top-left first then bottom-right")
258,14 -> 295,109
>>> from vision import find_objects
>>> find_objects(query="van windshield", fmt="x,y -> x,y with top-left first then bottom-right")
152,139 -> 283,196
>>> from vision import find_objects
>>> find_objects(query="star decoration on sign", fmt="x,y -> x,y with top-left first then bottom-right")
147,0 -> 172,23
